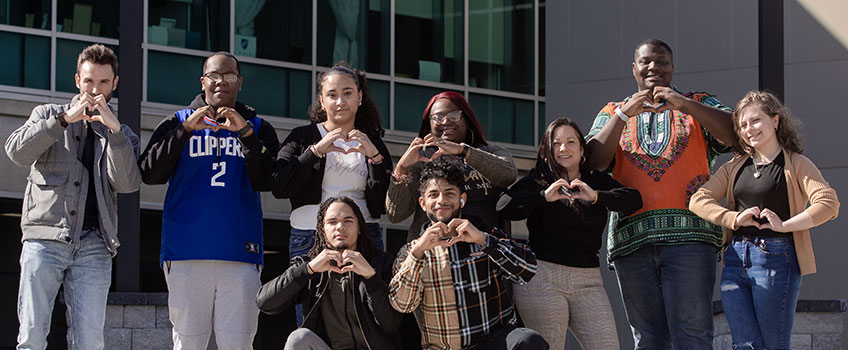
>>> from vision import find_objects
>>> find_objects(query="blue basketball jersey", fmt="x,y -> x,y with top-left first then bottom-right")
160,108 -> 264,265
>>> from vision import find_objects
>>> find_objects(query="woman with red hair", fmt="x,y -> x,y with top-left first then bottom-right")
386,92 -> 518,241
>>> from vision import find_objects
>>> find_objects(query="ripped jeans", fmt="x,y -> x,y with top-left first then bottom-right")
720,236 -> 801,350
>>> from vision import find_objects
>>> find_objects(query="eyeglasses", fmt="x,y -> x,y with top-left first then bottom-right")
430,110 -> 462,123
203,72 -> 240,83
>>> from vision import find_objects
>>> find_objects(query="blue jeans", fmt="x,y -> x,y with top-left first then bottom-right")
614,243 -> 718,350
288,222 -> 384,259
17,229 -> 112,350
720,236 -> 801,350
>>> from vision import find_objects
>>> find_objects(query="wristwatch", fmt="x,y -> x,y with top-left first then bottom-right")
55,112 -> 69,128
238,121 -> 254,137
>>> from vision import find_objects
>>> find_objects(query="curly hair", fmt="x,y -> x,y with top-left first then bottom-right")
308,62 -> 385,139
308,197 -> 376,261
731,90 -> 803,156
417,92 -> 488,146
418,156 -> 466,196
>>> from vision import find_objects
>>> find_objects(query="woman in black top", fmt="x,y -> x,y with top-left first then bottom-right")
497,117 -> 642,350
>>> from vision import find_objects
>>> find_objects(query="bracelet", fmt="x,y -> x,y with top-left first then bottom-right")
305,263 -> 314,275
613,107 -> 629,123
592,191 -> 599,204
458,143 -> 470,159
237,121 -> 254,138
309,144 -> 324,158
55,112 -> 69,128
368,153 -> 384,164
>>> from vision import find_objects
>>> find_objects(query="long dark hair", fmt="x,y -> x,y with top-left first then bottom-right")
535,117 -> 590,184
535,117 -> 591,221
308,197 -> 376,261
731,90 -> 803,156
308,62 -> 385,139
417,92 -> 488,146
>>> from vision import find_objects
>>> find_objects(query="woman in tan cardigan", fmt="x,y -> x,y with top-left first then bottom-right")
689,91 -> 839,350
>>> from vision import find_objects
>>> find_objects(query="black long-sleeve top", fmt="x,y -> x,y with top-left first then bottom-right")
497,169 -> 643,267
138,94 -> 280,190
271,124 -> 392,219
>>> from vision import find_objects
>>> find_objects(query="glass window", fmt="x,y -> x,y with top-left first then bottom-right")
469,93 -> 534,145
234,0 -> 311,64
0,0 -> 50,29
394,83 -> 452,133
394,0 -> 463,84
317,0 -> 390,74
538,102 -> 545,144
148,0 -> 228,51
0,32 -> 50,90
56,39 -> 118,94
147,51 -> 205,106
238,63 -> 311,119
468,0 -> 534,94
56,0 -> 118,38
367,79 -> 390,130
538,0 -> 545,96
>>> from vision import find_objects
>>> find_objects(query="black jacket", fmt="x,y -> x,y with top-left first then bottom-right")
138,94 -> 280,190
271,124 -> 392,218
256,251 -> 402,349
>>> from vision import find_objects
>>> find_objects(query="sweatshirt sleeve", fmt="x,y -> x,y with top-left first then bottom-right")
242,119 -> 280,191
496,174 -> 547,221
271,127 -> 322,199
480,228 -> 537,285
138,113 -> 192,184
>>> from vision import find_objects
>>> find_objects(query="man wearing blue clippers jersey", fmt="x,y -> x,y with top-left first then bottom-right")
139,52 -> 280,350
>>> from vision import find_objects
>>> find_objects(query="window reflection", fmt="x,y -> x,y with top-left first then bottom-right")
148,0 -> 228,51
234,0 -> 311,63
1,0 -> 50,29
468,0 -> 534,94
317,0 -> 390,74
238,63 -> 311,119
394,84 -> 454,132
469,93 -> 534,145
0,32 -> 50,89
394,0 -> 463,84
56,0 -> 118,38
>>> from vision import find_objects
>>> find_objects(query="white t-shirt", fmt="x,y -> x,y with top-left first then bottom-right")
289,124 -> 374,230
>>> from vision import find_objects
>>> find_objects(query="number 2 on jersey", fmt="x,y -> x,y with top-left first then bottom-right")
211,162 -> 226,187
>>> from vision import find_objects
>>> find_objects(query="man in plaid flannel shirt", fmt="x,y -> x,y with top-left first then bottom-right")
389,156 -> 548,350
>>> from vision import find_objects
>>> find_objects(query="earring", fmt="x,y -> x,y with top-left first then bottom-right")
581,155 -> 586,164
359,100 -> 362,106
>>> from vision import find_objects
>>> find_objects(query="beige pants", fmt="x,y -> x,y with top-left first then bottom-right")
164,260 -> 261,350
515,260 -> 619,350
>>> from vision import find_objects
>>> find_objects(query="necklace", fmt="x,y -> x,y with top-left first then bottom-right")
753,163 -> 764,179
752,148 -> 781,179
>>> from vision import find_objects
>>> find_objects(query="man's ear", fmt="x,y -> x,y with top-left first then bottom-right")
419,196 -> 426,211
112,75 -> 119,91
75,73 -> 81,90
460,193 -> 467,207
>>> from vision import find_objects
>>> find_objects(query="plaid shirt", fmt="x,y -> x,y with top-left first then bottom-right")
389,225 -> 537,349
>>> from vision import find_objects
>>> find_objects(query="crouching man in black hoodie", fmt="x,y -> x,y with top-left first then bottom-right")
257,196 -> 402,349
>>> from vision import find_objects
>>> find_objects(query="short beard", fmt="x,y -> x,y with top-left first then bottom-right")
425,207 -> 461,224
330,242 -> 349,251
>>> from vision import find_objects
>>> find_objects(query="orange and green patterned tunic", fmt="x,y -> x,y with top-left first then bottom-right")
587,86 -> 732,263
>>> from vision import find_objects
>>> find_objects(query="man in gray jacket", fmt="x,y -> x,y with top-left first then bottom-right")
5,44 -> 140,350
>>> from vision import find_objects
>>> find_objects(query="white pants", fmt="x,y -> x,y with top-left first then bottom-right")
163,260 -> 261,350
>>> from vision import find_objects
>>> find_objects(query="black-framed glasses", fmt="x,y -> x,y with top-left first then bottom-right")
203,72 -> 240,83
430,110 -> 462,123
